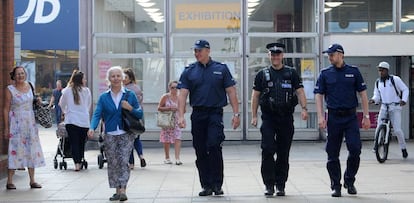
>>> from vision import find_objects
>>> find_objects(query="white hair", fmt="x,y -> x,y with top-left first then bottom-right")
106,66 -> 125,87
106,66 -> 125,81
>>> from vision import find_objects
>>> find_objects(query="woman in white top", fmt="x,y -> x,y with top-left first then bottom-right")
59,70 -> 91,171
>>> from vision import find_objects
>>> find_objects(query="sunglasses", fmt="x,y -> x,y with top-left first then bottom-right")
170,86 -> 177,89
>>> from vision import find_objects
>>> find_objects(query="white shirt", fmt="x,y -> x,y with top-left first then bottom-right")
371,75 -> 409,110
59,86 -> 92,128
106,87 -> 127,136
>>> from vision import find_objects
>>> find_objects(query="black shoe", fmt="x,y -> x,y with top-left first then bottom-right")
119,193 -> 128,201
402,149 -> 408,158
213,186 -> 224,195
109,194 -> 120,201
140,158 -> 147,167
276,186 -> 285,196
331,188 -> 341,197
344,183 -> 357,195
264,186 -> 275,196
198,188 -> 213,196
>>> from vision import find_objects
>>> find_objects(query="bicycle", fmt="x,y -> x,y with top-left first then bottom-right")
373,102 -> 399,163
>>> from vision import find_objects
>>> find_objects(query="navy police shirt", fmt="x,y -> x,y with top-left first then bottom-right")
314,63 -> 366,109
178,59 -> 236,107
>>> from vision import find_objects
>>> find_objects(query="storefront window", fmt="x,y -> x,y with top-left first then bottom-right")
95,35 -> 164,54
171,0 -> 241,33
172,35 -> 240,55
325,0 -> 393,33
94,0 -> 164,33
402,0 -> 414,33
20,50 -> 78,101
248,0 -> 316,32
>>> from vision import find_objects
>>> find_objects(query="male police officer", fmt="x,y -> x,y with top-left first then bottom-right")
370,61 -> 409,158
177,39 -> 240,196
251,43 -> 308,197
314,44 -> 370,197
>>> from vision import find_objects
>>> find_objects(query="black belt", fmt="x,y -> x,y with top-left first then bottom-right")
193,106 -> 222,112
328,108 -> 356,117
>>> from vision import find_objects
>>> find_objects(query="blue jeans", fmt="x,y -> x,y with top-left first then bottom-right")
129,135 -> 143,164
55,106 -> 62,124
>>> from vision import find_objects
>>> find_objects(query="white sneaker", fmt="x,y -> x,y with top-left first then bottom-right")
175,160 -> 183,165
164,159 -> 172,164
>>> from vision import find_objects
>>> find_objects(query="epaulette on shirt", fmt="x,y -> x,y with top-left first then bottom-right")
348,65 -> 359,69
185,63 -> 196,69
320,67 -> 331,72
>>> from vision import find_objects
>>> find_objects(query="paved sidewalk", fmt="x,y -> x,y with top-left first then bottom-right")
1,127 -> 414,202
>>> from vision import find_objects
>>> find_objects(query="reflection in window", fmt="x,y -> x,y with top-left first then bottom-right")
94,0 -> 164,33
171,0 -> 241,33
248,0 -> 315,32
402,0 -> 414,33
173,36 -> 240,54
249,37 -> 316,54
325,0 -> 393,33
95,37 -> 163,54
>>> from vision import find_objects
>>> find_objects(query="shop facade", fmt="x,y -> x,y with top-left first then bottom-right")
78,0 -> 414,141
15,0 -> 79,101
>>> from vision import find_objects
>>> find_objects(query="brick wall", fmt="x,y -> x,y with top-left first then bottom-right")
0,0 -> 14,179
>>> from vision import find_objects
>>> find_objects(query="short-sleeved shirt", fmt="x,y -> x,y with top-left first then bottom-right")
314,63 -> 366,109
178,59 -> 236,107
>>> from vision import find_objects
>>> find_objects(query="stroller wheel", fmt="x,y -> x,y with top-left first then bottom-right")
54,159 -> 58,169
59,162 -> 63,170
63,162 -> 67,170
98,154 -> 104,169
83,161 -> 88,169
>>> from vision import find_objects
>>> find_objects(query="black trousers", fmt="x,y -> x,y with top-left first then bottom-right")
260,113 -> 294,189
65,124 -> 88,164
191,108 -> 224,190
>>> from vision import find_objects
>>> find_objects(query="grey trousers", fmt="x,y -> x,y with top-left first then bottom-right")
104,133 -> 135,188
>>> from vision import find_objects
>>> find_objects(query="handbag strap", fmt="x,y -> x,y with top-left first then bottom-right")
28,82 -> 36,98
123,90 -> 130,101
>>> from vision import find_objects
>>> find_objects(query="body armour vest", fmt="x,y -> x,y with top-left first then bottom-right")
259,66 -> 298,114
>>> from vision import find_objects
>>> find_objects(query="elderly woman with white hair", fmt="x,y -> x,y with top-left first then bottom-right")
88,66 -> 143,201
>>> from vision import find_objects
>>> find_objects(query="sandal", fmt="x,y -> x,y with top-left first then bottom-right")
6,183 -> 16,190
30,182 -> 42,189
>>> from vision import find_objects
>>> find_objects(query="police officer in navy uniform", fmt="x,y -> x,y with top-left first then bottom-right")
314,44 -> 371,197
251,43 -> 308,197
177,39 -> 240,196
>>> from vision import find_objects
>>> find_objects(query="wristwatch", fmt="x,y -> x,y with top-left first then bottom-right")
302,106 -> 308,111
233,113 -> 240,117
364,114 -> 370,119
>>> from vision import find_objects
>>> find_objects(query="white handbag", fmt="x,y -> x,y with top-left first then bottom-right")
156,111 -> 175,128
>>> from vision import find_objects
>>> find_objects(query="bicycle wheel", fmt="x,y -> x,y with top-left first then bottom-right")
375,125 -> 389,163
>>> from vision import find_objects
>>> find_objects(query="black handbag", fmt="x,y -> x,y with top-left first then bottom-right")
122,92 -> 145,134
29,82 -> 52,128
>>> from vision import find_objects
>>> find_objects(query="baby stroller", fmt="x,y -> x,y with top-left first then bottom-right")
53,122 -> 88,170
97,120 -> 107,169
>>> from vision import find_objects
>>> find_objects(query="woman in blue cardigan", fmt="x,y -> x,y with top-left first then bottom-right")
88,66 -> 143,202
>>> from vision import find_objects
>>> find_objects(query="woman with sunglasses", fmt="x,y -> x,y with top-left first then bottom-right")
158,81 -> 182,165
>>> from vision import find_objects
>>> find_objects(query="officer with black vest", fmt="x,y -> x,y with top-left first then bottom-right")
314,44 -> 371,197
177,39 -> 240,197
251,43 -> 308,197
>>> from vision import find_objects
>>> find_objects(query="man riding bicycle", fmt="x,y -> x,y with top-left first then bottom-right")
370,61 -> 409,159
